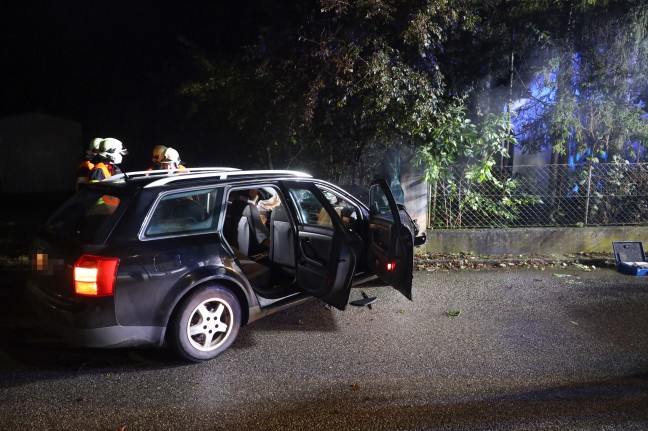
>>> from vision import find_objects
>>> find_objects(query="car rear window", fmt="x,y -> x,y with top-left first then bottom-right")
46,190 -> 121,242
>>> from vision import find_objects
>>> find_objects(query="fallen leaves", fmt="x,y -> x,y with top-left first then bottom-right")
564,279 -> 583,284
552,273 -> 585,284
415,252 -> 611,272
573,263 -> 595,271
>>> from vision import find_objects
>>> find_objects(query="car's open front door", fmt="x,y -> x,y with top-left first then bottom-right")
283,182 -> 357,310
367,179 -> 414,300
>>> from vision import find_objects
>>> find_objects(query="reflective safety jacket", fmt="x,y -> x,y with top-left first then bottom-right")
76,160 -> 94,186
89,162 -> 112,182
88,161 -> 121,182
87,161 -> 120,207
146,164 -> 187,174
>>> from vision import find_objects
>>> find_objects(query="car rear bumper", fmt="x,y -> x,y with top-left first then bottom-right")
27,280 -> 165,348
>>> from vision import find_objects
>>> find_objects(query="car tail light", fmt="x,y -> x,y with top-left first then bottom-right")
387,261 -> 396,271
74,255 -> 119,296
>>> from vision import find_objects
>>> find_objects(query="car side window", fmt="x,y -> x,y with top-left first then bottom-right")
318,187 -> 359,230
144,188 -> 222,238
289,186 -> 359,230
289,188 -> 326,226
369,184 -> 394,220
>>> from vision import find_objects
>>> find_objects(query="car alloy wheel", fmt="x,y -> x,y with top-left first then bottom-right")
168,284 -> 241,362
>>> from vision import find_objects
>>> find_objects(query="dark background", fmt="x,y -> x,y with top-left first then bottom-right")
1,0 -> 260,170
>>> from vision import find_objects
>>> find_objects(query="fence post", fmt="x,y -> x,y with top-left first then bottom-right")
584,164 -> 593,226
427,180 -> 439,229
428,181 -> 436,229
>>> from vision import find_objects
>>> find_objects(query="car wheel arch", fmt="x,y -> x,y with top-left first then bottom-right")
162,271 -> 253,330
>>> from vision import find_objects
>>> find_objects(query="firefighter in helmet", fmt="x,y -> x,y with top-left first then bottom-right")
88,138 -> 128,182
149,145 -> 167,171
159,147 -> 186,171
76,137 -> 103,189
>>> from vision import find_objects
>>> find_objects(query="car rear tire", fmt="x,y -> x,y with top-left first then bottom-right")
167,284 -> 241,362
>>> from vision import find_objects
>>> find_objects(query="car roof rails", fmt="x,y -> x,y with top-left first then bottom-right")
141,168 -> 313,188
107,167 -> 242,183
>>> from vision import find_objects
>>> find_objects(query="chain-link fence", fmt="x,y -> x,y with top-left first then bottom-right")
429,162 -> 648,229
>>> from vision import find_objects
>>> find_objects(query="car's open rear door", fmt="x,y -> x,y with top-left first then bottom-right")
367,179 -> 414,300
283,182 -> 357,310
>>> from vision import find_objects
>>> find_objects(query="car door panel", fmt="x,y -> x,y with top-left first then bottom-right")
296,227 -> 355,310
282,181 -> 357,310
298,231 -> 330,268
367,180 -> 414,300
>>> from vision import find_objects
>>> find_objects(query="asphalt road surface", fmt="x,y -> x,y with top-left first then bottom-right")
1,267 -> 647,430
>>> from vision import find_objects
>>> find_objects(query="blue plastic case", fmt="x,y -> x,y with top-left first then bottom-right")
612,241 -> 648,276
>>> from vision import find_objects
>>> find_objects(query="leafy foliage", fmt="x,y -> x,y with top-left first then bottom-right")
514,1 -> 648,160
585,157 -> 648,225
418,101 -> 543,228
176,0 -> 647,228
179,0 -> 481,183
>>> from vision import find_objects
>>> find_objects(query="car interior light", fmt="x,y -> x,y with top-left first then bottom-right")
74,255 -> 119,296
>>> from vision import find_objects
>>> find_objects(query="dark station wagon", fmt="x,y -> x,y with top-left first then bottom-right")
28,168 -> 426,362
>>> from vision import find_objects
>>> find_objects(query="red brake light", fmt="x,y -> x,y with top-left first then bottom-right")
74,255 -> 119,296
387,261 -> 396,271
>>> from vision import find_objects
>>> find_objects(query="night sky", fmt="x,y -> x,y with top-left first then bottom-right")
1,0 -> 259,170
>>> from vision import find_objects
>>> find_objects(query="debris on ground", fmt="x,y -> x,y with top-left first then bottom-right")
414,252 -> 614,272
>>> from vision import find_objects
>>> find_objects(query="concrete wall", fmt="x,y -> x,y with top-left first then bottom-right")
0,113 -> 82,194
424,226 -> 648,255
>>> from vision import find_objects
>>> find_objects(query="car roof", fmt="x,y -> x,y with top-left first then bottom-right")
80,166 -> 372,213
86,167 -> 313,192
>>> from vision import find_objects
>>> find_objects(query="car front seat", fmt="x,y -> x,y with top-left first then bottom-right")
237,202 -> 269,256
269,204 -> 295,273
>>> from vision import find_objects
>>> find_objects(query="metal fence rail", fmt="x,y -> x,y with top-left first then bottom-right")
429,162 -> 648,229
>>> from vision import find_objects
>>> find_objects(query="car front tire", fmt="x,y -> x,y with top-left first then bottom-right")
168,284 -> 241,362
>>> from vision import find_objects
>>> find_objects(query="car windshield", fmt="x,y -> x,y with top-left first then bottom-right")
45,189 -> 121,242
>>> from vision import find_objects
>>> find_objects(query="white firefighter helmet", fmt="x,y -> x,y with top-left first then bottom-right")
87,137 -> 103,155
160,147 -> 181,169
100,138 -> 127,164
152,145 -> 167,164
